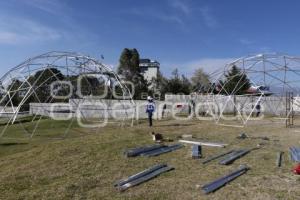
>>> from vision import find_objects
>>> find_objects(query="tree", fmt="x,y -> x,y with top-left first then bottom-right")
191,68 -> 211,93
181,74 -> 192,94
220,65 -> 251,95
6,79 -> 23,106
117,48 -> 148,99
148,71 -> 168,99
28,68 -> 65,102
164,69 -> 192,95
2,79 -> 33,111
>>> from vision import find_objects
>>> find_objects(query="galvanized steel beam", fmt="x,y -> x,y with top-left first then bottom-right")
290,147 -> 300,162
202,165 -> 249,194
116,165 -> 174,192
124,144 -> 165,157
114,164 -> 167,187
179,139 -> 227,148
192,145 -> 202,159
202,150 -> 234,164
219,149 -> 251,165
277,151 -> 283,167
141,144 -> 183,157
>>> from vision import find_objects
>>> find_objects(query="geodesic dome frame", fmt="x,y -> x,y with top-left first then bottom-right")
197,53 -> 300,127
0,51 -> 135,139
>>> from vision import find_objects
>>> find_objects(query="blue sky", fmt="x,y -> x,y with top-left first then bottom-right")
0,0 -> 300,77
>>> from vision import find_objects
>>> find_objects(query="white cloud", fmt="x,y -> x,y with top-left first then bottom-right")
199,6 -> 218,28
0,16 -> 63,44
185,58 -> 234,73
162,58 -> 235,78
0,32 -> 20,44
19,0 -> 65,15
157,15 -> 184,26
0,0 -> 98,47
239,38 -> 254,45
128,7 -> 184,26
126,2 -> 218,31
170,0 -> 191,15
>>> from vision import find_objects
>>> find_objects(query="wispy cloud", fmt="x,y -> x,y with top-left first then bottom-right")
126,2 -> 218,30
0,32 -> 20,44
183,58 -> 235,77
128,7 -> 185,26
239,38 -> 254,45
169,0 -> 191,15
199,6 -> 218,28
0,16 -> 62,44
0,1 -> 96,45
19,0 -> 66,15
162,58 -> 235,78
259,46 -> 273,53
157,15 -> 184,26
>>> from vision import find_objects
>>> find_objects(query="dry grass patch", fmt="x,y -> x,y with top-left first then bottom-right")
0,118 -> 300,199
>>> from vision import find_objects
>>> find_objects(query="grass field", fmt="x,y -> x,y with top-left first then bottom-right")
0,118 -> 300,200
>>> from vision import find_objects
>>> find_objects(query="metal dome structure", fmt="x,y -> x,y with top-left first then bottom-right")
0,51 -> 135,139
199,53 -> 300,127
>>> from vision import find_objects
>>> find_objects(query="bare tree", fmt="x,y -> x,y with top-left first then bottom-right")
191,68 -> 211,93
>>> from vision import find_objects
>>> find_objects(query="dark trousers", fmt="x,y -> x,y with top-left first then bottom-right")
148,113 -> 153,127
256,111 -> 260,117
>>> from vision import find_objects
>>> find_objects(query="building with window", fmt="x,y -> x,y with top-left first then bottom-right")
139,59 -> 160,84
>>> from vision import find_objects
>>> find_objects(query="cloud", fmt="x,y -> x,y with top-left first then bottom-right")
259,46 -> 273,53
157,15 -> 184,26
19,0 -> 65,15
162,58 -> 235,78
199,6 -> 218,28
0,0 -> 94,46
0,32 -> 20,44
0,16 -> 63,44
170,0 -> 191,15
128,7 -> 184,26
126,2 -> 218,31
239,38 -> 254,45
169,2 -> 219,29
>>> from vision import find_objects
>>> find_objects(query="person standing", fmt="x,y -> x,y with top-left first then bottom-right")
162,104 -> 167,118
256,101 -> 261,117
189,99 -> 196,117
146,96 -> 155,127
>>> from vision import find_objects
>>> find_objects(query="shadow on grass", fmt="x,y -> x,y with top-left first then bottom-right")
0,115 -> 48,127
156,123 -> 195,127
0,142 -> 28,146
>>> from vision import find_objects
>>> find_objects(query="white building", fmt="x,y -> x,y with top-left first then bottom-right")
139,59 -> 160,84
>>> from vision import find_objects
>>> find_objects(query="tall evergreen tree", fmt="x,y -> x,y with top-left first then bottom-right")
6,79 -> 23,106
28,68 -> 65,102
149,71 -> 168,99
117,48 -> 148,99
220,65 -> 251,95
165,69 -> 192,95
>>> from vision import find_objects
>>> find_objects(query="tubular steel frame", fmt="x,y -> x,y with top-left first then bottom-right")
0,51 -> 135,139
196,53 -> 300,127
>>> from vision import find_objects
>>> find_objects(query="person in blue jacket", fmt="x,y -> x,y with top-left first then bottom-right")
146,96 -> 155,127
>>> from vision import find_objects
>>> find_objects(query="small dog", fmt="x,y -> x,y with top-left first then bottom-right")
151,132 -> 163,142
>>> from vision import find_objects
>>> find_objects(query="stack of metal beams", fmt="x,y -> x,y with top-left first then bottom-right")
201,148 -> 255,165
114,164 -> 174,191
202,150 -> 234,164
192,145 -> 202,159
290,147 -> 300,162
219,149 -> 251,165
124,143 -> 183,157
202,165 -> 250,194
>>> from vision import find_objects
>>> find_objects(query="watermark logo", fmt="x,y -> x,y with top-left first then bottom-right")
46,78 -> 269,128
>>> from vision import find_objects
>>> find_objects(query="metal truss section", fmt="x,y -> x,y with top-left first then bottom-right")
196,53 -> 300,127
0,51 -> 135,139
